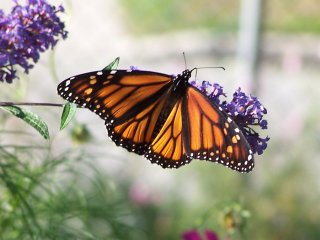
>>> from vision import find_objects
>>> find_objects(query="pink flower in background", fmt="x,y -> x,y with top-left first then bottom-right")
129,183 -> 159,206
282,46 -> 302,73
182,229 -> 219,240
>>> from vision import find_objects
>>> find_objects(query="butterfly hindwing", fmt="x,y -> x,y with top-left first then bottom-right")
145,98 -> 192,168
107,92 -> 171,154
185,86 -> 254,172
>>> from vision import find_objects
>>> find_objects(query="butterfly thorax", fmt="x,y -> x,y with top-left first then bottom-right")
172,69 -> 192,95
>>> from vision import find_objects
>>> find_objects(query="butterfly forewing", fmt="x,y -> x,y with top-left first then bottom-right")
185,87 -> 254,172
58,70 -> 172,121
58,69 -> 173,154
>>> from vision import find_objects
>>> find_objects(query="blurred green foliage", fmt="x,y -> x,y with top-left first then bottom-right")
0,135 -> 142,239
119,0 -> 239,34
265,0 -> 320,33
119,0 -> 320,34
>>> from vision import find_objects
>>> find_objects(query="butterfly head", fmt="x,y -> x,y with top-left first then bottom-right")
173,69 -> 193,93
182,69 -> 192,79
174,69 -> 192,80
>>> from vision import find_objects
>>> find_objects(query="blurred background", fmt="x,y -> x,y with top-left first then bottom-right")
1,0 -> 320,239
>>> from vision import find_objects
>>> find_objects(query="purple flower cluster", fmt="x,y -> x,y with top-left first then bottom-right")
224,88 -> 269,154
191,80 -> 269,155
182,229 -> 219,240
0,0 -> 67,83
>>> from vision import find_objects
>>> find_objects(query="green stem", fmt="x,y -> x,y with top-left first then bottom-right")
0,102 -> 64,107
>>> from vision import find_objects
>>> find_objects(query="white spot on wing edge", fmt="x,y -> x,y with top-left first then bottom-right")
96,71 -> 103,75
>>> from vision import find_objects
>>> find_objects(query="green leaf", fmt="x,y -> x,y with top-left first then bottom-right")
60,102 -> 77,130
102,57 -> 120,71
1,106 -> 50,140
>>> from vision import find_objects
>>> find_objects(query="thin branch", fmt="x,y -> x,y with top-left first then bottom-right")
0,102 -> 79,108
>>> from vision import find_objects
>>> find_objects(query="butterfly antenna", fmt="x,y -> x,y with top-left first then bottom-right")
194,68 -> 198,81
183,52 -> 188,69
190,66 -> 225,81
195,66 -> 226,71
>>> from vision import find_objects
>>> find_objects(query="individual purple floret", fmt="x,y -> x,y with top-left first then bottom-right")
192,81 -> 269,155
0,0 -> 68,83
130,65 -> 139,71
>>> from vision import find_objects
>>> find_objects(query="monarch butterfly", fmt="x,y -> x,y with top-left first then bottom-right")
57,63 -> 254,173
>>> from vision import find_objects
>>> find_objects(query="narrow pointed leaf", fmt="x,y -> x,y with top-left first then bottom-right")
1,106 -> 50,139
60,102 -> 77,130
102,57 -> 120,71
